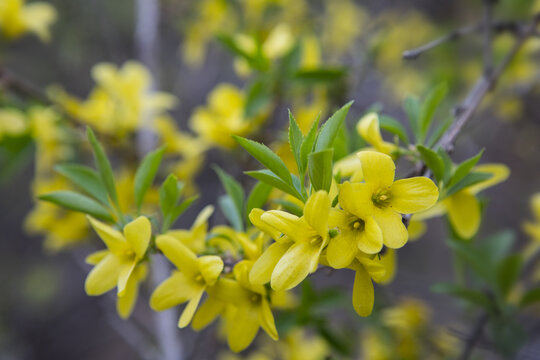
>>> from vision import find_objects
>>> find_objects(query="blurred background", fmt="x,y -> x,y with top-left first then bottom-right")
2,0 -> 540,359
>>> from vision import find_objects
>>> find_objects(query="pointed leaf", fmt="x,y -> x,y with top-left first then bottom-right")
314,101 -> 353,152
55,164 -> 109,205
134,147 -> 165,211
39,191 -> 114,222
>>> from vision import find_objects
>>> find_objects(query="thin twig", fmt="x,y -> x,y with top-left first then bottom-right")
458,312 -> 489,360
402,19 -> 526,60
0,67 -> 50,104
483,0 -> 495,75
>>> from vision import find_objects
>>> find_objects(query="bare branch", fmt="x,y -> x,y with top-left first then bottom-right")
458,312 -> 489,360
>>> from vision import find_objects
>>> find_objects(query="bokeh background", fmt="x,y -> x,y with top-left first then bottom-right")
2,0 -> 540,359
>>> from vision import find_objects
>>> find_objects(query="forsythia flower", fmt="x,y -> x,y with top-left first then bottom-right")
357,112 -> 397,156
150,235 -> 223,328
51,61 -> 176,137
0,108 -> 28,140
190,84 -> 267,148
250,191 -> 331,291
167,205 -> 214,254
412,163 -> 509,239
85,216 -> 151,319
0,0 -> 56,41
341,151 -> 438,252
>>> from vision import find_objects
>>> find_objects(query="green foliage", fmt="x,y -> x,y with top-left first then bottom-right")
55,164 -> 109,205
159,174 -> 197,232
418,83 -> 448,143
214,166 -> 245,231
379,115 -> 409,144
245,181 -> 273,225
39,191 -> 113,222
308,149 -> 334,192
314,101 -> 353,152
133,147 -> 165,212
416,145 -> 444,183
87,127 -> 119,208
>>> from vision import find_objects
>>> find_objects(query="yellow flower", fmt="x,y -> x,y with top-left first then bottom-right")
85,216 -> 151,318
166,205 -> 214,254
381,298 -> 431,334
201,261 -> 278,352
356,112 -> 397,156
150,234 -> 223,328
190,84 -> 267,148
0,108 -> 28,140
0,0 -> 56,41
333,153 -> 364,182
349,253 -> 387,316
443,163 -> 509,239
51,62 -> 176,137
322,0 -> 366,57
343,151 -> 439,250
250,191 -> 331,291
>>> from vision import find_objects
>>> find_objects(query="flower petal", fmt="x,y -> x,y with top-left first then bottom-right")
123,216 -> 151,259
87,216 -> 127,254
249,208 -> 281,240
390,177 -> 439,214
356,112 -> 383,147
377,249 -> 396,284
468,164 -> 509,195
85,253 -> 122,296
338,182 -> 374,218
192,296 -> 226,330
444,191 -> 481,239
261,210 -> 312,243
178,288 -> 205,328
375,210 -> 408,249
197,255 -> 224,285
150,271 -> 199,311
271,241 -> 322,291
117,261 -> 137,296
352,265 -> 374,317
358,216 -> 383,254
85,250 -> 108,265
156,234 -> 198,275
206,278 -> 251,304
327,231 -> 358,269
250,241 -> 291,285
357,151 -> 395,189
259,299 -> 278,340
226,307 -> 260,352
304,190 -> 330,236
116,273 -> 140,319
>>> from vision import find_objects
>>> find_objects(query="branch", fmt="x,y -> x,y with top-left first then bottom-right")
0,67 -> 50,104
402,19 -> 527,60
458,312 -> 490,360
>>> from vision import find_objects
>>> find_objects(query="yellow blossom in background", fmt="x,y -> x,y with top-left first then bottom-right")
151,234 -> 223,327
0,108 -> 28,140
190,84 -> 268,148
356,112 -> 397,157
0,0 -> 56,41
25,176 -> 88,252
84,216 -> 151,318
50,61 -> 176,137
322,0 -> 366,57
523,193 -> 540,264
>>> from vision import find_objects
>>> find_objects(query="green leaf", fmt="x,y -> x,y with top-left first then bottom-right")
445,171 -> 492,197
39,191 -> 113,222
288,110 -> 304,175
234,136 -> 292,185
520,288 -> 540,307
437,148 -> 454,185
447,238 -> 496,284
299,115 -> 319,177
134,147 -> 165,212
477,230 -> 515,263
404,96 -> 421,141
379,115 -> 409,144
245,169 -> 302,200
272,199 -> 304,217
431,282 -> 494,311
426,117 -> 452,148
55,164 -> 109,205
159,174 -> 182,218
419,83 -> 448,142
86,127 -> 118,207
497,255 -> 523,297
246,181 -> 272,225
314,101 -> 353,152
218,195 -> 243,231
163,195 -> 198,232
448,149 -> 485,188
293,68 -> 346,84
416,145 -> 444,183
245,80 -> 271,118
308,149 -> 334,192
213,165 -> 245,230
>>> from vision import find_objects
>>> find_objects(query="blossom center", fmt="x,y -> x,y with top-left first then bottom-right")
350,218 -> 365,231
372,189 -> 391,208
250,293 -> 261,304
309,235 -> 323,246
194,274 -> 205,285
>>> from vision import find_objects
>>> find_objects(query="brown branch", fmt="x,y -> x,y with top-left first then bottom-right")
458,312 -> 489,360
0,67 -> 51,104
402,19 -> 527,60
